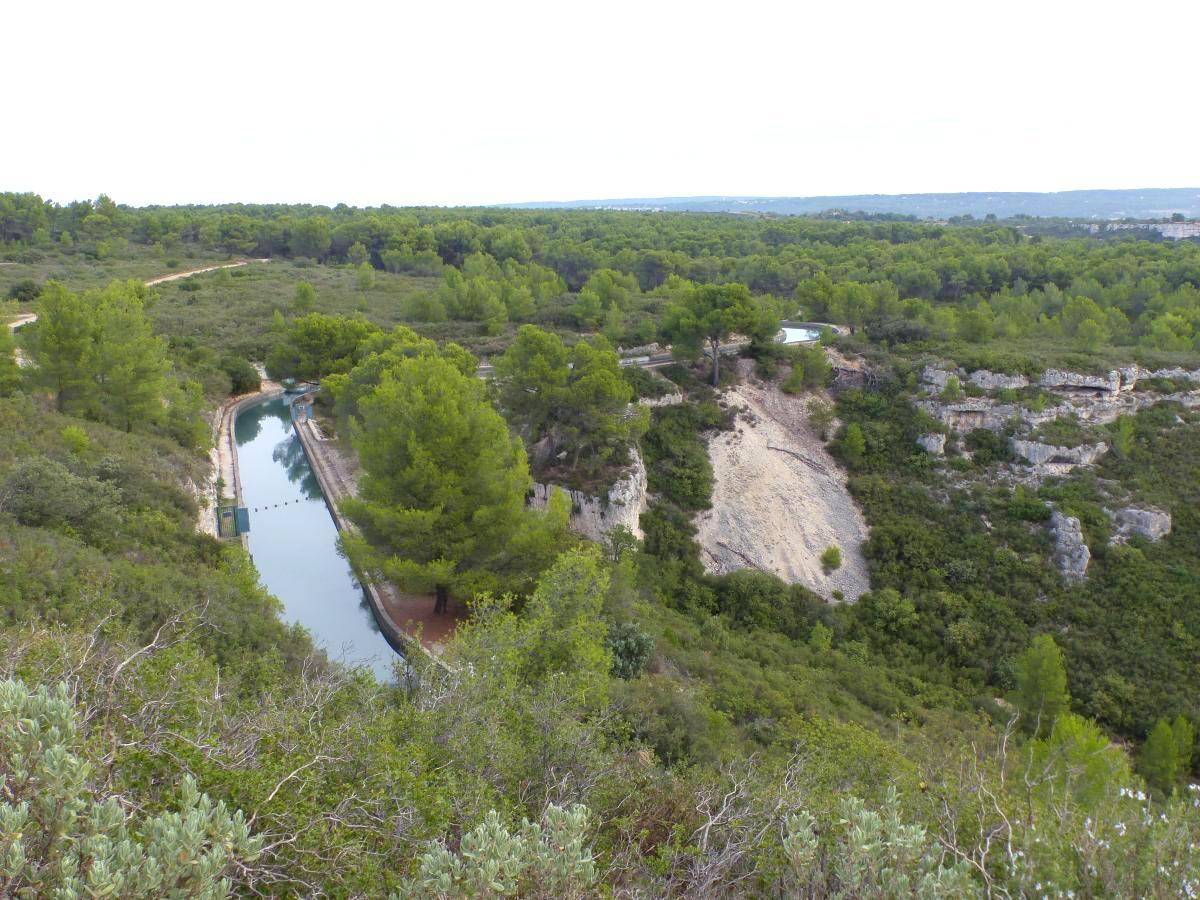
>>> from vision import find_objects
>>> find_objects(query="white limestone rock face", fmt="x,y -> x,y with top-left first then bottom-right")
917,432 -> 946,455
1110,507 -> 1172,544
638,392 -> 684,408
618,342 -> 663,358
1118,366 -> 1141,392
1146,366 -> 1200,382
1039,368 -> 1122,394
1011,440 -> 1108,468
529,450 -> 648,541
918,399 -> 1015,432
1050,511 -> 1090,583
921,365 -> 958,392
969,370 -> 1030,391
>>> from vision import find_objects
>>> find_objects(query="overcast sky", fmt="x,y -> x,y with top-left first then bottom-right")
7,0 -> 1197,207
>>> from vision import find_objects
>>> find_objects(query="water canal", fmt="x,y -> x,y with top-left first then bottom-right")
234,396 -> 400,679
780,325 -> 822,344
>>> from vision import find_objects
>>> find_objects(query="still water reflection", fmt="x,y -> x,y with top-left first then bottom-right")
234,396 -> 399,678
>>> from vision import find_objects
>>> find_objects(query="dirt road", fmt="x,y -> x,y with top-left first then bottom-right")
143,258 -> 269,285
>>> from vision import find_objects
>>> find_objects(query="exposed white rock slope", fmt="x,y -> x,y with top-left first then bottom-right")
695,378 -> 871,601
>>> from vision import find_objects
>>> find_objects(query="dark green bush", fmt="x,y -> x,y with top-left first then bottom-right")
220,355 -> 261,395
607,621 -> 655,680
2,457 -> 120,544
7,278 -> 39,302
964,428 -> 1014,465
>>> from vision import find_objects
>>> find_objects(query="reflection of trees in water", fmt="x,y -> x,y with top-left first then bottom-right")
271,437 -> 322,499
357,590 -> 383,636
234,408 -> 264,444
264,399 -> 294,427
235,398 -> 290,444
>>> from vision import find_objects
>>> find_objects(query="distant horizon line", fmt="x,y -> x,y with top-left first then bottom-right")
499,186 -> 1200,207
8,185 -> 1200,212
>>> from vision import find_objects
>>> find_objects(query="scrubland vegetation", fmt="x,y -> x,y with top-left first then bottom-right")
1,192 -> 1199,895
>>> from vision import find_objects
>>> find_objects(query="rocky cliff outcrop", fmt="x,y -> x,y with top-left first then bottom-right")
529,450 -> 648,542
917,398 -> 1057,433
1145,366 -> 1200,382
1110,507 -> 1172,544
638,392 -> 684,408
923,365 -> 1029,393
1050,511 -> 1090,583
917,432 -> 947,455
1039,368 -> 1125,394
1011,439 -> 1108,468
921,365 -> 957,392
970,370 -> 1030,391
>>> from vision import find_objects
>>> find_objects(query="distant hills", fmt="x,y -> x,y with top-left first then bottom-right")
506,188 -> 1200,220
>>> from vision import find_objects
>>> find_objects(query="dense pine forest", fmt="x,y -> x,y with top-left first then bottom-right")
2,192 -> 1199,896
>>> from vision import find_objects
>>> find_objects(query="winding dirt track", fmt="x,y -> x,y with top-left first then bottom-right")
6,258 -> 270,334
144,258 -> 268,285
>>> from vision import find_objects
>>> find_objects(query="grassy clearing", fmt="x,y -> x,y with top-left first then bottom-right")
150,262 -> 441,359
0,246 -> 230,305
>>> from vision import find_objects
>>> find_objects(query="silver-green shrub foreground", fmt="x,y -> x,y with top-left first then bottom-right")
401,804 -> 598,899
0,679 -> 261,899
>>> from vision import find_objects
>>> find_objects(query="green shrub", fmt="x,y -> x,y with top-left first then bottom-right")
642,403 -> 726,512
964,428 -> 1013,465
607,621 -> 655,680
821,545 -> 842,572
808,621 -> 833,650
7,278 -> 39,302
1007,486 -> 1051,522
2,457 -> 120,543
220,355 -> 262,395
715,569 -> 821,638
0,679 -> 261,896
60,424 -> 91,456
406,806 -> 597,899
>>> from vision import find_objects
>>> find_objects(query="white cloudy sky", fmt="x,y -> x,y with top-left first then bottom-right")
6,0 -> 1197,207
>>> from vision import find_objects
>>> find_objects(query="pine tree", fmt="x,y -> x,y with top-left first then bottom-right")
86,281 -> 170,432
29,280 -> 92,412
1140,718 -> 1181,794
1014,634 -> 1070,734
841,423 -> 866,467
1140,715 -> 1195,794
662,281 -> 776,385
294,281 -> 316,313
344,354 -> 536,613
356,261 -> 375,292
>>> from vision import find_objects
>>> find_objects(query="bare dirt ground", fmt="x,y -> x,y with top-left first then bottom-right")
144,258 -> 269,285
5,314 -> 37,367
695,369 -> 872,601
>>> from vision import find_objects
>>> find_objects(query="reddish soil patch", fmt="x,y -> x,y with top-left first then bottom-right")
377,586 -> 467,651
